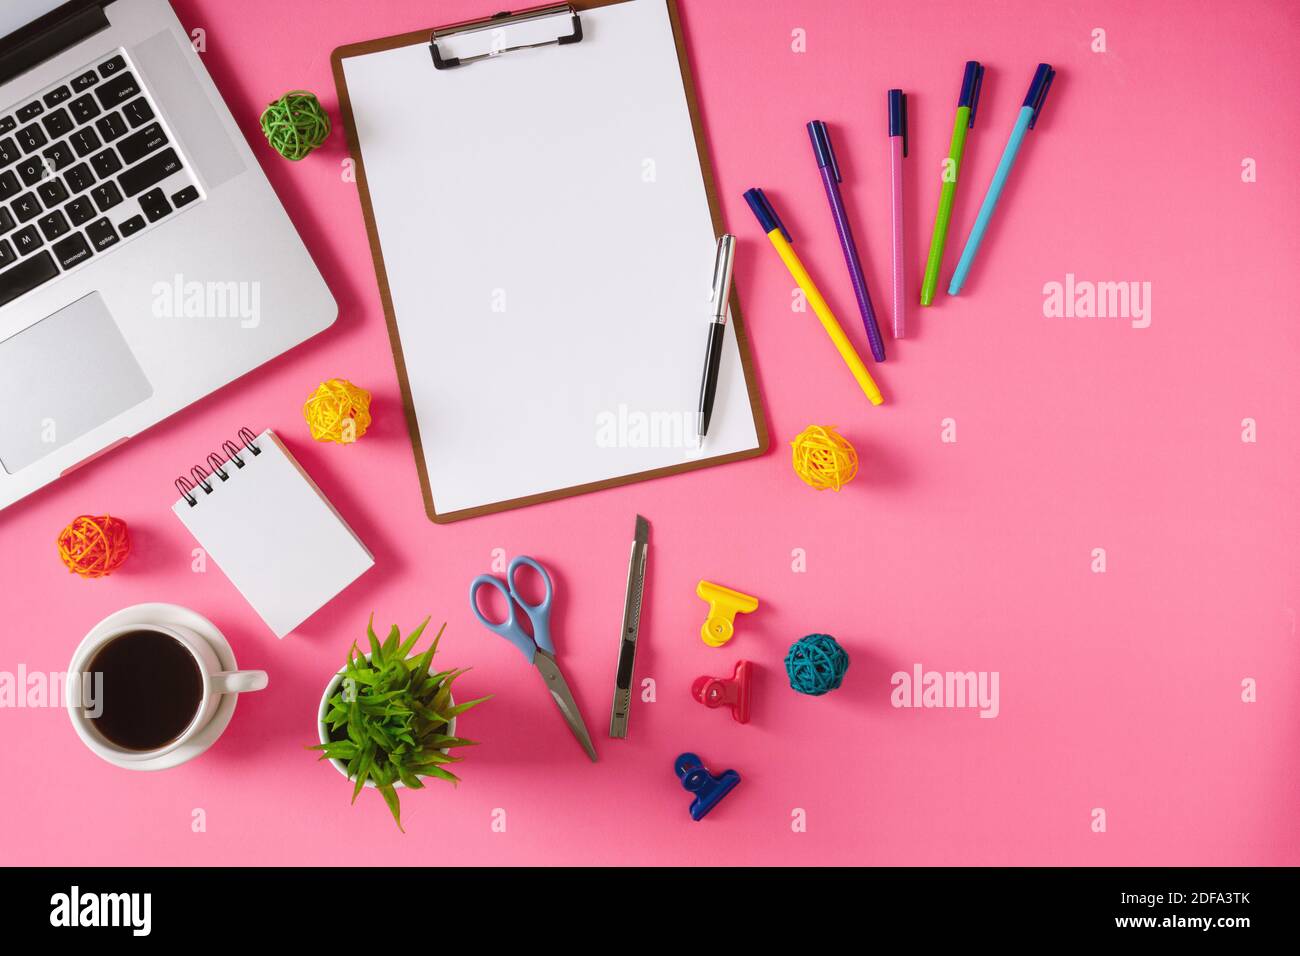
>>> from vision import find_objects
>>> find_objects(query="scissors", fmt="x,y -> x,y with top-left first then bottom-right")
469,556 -> 598,762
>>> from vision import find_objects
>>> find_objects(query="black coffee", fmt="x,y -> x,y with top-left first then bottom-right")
86,630 -> 203,751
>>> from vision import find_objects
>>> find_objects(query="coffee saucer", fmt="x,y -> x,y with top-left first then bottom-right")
67,603 -> 240,772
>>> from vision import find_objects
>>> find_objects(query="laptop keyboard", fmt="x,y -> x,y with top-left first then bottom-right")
0,50 -> 203,309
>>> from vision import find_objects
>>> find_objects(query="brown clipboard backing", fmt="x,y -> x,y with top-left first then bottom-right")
331,0 -> 769,523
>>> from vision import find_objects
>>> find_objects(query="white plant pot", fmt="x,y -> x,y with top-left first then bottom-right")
317,654 -> 456,790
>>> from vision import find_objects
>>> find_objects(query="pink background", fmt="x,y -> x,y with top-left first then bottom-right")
1,0 -> 1297,865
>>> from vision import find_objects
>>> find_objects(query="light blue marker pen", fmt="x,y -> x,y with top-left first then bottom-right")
948,63 -> 1056,295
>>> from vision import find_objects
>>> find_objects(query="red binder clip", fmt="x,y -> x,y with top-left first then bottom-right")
691,660 -> 752,723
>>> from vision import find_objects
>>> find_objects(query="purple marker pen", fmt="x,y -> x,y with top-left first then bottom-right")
807,119 -> 886,362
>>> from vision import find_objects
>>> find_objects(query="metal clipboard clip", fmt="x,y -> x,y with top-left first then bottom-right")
429,3 -> 584,70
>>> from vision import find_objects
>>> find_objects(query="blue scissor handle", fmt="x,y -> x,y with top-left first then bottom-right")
467,555 -> 555,662
506,556 -> 555,655
469,574 -> 535,662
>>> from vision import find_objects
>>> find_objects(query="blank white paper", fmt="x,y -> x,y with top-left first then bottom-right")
341,0 -> 760,515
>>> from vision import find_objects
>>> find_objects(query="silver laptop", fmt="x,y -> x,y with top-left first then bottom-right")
0,0 -> 335,510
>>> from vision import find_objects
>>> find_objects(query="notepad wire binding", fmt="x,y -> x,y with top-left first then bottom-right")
174,427 -> 262,507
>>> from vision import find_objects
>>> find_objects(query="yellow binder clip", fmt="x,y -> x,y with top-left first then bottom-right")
696,580 -> 759,647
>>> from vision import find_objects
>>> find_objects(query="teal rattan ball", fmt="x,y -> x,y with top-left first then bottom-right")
784,633 -> 850,696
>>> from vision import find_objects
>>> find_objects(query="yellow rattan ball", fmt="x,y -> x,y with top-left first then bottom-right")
304,378 -> 372,444
790,425 -> 858,491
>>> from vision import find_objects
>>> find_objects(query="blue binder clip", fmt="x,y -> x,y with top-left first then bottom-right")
674,752 -> 741,821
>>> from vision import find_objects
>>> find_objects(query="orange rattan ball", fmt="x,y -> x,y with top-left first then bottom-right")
56,514 -> 131,578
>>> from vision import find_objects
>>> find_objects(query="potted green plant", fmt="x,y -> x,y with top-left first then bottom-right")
311,616 -> 488,830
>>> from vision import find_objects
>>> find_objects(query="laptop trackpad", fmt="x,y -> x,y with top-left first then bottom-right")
0,293 -> 152,474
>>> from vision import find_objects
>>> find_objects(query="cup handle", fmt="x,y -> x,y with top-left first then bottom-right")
211,669 -> 269,695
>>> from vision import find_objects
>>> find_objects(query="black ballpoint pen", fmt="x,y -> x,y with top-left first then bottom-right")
696,234 -> 735,445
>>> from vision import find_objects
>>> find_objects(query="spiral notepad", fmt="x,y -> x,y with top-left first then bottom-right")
171,428 -> 374,637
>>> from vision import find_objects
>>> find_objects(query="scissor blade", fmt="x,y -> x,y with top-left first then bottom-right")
534,651 -> 598,762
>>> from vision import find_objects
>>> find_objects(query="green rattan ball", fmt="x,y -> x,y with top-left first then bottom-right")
259,90 -> 331,160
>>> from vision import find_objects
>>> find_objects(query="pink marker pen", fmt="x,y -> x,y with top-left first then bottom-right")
888,89 -> 907,338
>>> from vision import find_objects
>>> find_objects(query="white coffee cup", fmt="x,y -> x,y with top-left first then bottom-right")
67,620 -> 268,763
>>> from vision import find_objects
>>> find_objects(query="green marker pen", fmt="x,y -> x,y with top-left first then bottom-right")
921,60 -> 984,306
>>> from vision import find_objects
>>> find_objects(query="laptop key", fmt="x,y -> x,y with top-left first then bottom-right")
37,179 -> 69,208
0,116 -> 14,134
70,127 -> 101,157
16,122 -> 47,153
0,238 -> 13,268
52,231 -> 92,269
171,184 -> 199,207
117,123 -> 167,165
0,249 -> 57,305
41,141 -> 74,171
118,214 -> 145,236
15,101 -> 43,122
68,93 -> 100,125
12,224 -> 43,254
95,112 -> 128,142
139,187 -> 172,222
95,72 -> 141,109
0,137 -> 18,166
13,192 -> 41,222
118,147 -> 181,196
38,209 -> 70,241
64,162 -> 96,193
91,180 -> 122,211
99,54 -> 127,77
66,195 -> 96,226
0,208 -> 13,233
71,70 -> 99,92
85,216 -> 119,251
122,97 -> 155,128
90,148 -> 122,178
41,108 -> 73,139
16,157 -> 46,186
43,86 -> 72,108
0,170 -> 19,200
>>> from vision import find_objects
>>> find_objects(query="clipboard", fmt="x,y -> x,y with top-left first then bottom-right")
332,0 -> 768,523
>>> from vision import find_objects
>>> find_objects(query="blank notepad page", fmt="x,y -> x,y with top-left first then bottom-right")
172,430 -> 374,637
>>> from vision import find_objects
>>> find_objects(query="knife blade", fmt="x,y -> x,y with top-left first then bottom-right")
609,514 -> 649,738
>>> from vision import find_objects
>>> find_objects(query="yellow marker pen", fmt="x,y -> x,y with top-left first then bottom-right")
743,187 -> 883,405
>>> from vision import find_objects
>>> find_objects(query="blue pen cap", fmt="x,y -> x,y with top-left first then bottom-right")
888,89 -> 908,157
958,60 -> 985,127
743,187 -> 791,241
806,120 -> 842,183
1023,63 -> 1056,129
